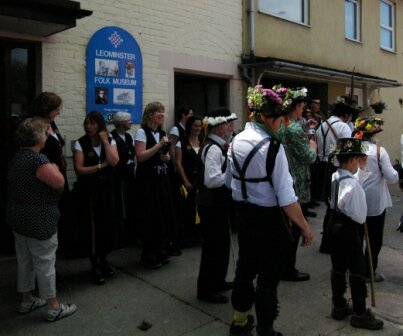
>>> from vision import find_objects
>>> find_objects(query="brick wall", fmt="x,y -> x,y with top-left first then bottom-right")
41,0 -> 243,186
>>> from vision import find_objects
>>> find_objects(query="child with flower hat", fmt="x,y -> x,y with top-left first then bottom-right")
328,137 -> 384,330
226,84 -> 313,336
353,117 -> 398,282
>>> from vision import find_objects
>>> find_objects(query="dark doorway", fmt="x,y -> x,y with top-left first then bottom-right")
174,73 -> 228,120
0,38 -> 40,253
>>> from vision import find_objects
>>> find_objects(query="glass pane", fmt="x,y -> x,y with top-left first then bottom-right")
260,0 -> 304,23
10,48 -> 28,117
345,1 -> 357,39
380,1 -> 392,27
381,28 -> 392,49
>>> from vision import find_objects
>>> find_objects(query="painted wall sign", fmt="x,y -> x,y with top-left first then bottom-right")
86,26 -> 143,123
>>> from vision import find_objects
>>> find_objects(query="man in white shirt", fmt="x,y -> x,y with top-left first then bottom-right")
196,107 -> 237,304
226,85 -> 313,336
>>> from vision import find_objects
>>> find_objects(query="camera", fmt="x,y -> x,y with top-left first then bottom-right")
160,141 -> 171,154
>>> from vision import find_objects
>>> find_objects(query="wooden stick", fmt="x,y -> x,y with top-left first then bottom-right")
363,222 -> 376,307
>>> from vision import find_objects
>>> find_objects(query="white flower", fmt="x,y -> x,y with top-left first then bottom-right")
203,113 -> 237,126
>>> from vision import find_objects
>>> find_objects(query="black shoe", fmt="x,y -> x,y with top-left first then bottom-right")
229,314 -> 255,335
332,304 -> 353,320
166,248 -> 182,257
141,254 -> 162,269
217,281 -> 233,292
92,266 -> 105,285
308,200 -> 321,208
350,309 -> 383,330
303,209 -> 317,218
100,262 -> 115,278
197,293 -> 228,304
282,270 -> 310,282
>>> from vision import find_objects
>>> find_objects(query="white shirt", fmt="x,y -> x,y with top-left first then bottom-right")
169,123 -> 185,137
362,141 -> 398,216
74,138 -> 116,156
331,169 -> 367,224
226,122 -> 298,207
201,133 -> 227,189
135,128 -> 160,143
316,116 -> 352,161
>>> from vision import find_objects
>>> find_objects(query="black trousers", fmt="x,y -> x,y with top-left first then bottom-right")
359,210 -> 386,277
283,222 -> 301,275
197,204 -> 230,297
330,213 -> 367,314
231,202 -> 291,335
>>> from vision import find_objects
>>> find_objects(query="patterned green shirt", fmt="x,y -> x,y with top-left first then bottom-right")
277,117 -> 317,204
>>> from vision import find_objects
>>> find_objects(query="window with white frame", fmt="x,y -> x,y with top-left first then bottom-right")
380,0 -> 395,51
345,0 -> 360,41
259,0 -> 309,25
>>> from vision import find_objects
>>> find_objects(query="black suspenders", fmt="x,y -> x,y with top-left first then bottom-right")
231,138 -> 281,202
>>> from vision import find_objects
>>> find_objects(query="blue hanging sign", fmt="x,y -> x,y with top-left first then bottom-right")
86,26 -> 143,124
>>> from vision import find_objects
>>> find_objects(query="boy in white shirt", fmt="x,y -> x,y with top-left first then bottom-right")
328,137 -> 383,330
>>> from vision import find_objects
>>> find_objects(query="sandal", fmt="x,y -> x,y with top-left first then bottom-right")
46,303 -> 77,322
19,297 -> 47,314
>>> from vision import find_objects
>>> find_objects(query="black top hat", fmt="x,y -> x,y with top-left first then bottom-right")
332,96 -> 361,116
333,137 -> 367,157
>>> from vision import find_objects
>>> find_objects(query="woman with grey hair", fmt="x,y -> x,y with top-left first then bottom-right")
111,112 -> 137,242
6,118 -> 76,322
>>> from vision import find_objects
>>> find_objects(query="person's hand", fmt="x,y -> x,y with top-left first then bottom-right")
309,139 -> 317,151
160,153 -> 170,162
159,136 -> 169,149
184,180 -> 193,190
51,163 -> 60,171
99,130 -> 109,143
300,224 -> 314,247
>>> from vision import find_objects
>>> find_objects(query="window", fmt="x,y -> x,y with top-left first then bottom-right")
380,0 -> 395,51
345,0 -> 360,41
259,0 -> 309,25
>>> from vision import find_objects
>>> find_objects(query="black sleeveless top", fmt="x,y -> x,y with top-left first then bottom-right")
76,134 -> 114,187
136,126 -> 169,178
111,129 -> 135,178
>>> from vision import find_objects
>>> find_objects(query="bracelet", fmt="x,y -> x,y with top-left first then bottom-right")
98,163 -> 101,170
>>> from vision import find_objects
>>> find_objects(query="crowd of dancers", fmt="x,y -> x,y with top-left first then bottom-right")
5,87 -> 398,334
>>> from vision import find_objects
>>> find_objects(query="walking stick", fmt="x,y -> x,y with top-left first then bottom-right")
363,222 -> 376,307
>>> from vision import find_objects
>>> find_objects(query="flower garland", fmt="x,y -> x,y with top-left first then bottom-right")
202,113 -> 238,127
288,87 -> 308,100
353,117 -> 384,139
246,84 -> 291,112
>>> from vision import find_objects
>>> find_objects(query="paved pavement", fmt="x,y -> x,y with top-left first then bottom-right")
1,185 -> 403,336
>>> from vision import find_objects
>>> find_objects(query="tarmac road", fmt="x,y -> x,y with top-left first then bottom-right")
1,185 -> 403,336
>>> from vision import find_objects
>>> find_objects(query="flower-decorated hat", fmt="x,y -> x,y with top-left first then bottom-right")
353,117 -> 384,139
203,107 -> 237,127
288,87 -> 309,103
332,96 -> 362,116
332,137 -> 367,157
246,84 -> 290,118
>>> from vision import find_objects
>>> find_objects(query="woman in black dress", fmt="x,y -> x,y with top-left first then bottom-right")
30,92 -> 71,253
73,111 -> 120,285
134,102 -> 177,268
175,116 -> 203,245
